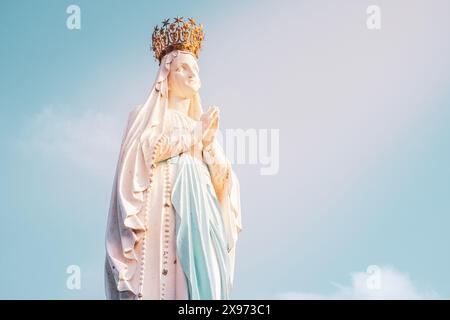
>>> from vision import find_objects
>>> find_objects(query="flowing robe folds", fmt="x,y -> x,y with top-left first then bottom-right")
105,107 -> 242,299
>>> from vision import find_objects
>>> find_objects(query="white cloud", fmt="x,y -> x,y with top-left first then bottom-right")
19,105 -> 128,179
278,266 -> 439,300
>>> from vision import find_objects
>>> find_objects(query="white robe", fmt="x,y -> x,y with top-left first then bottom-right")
105,107 -> 242,299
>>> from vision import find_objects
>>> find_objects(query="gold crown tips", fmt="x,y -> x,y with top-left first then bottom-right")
151,16 -> 205,64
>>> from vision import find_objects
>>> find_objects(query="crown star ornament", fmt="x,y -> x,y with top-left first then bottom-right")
151,16 -> 205,64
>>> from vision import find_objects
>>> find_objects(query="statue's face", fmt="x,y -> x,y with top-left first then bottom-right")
168,52 -> 201,98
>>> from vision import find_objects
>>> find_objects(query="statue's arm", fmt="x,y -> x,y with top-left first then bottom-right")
203,138 -> 243,269
142,122 -> 203,165
202,139 -> 233,202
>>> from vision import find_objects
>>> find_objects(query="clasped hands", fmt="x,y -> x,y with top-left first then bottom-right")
197,106 -> 219,149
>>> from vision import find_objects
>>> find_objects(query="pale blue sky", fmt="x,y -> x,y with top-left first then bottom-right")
1,0 -> 449,299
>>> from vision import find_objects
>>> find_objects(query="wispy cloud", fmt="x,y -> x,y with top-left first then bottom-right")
18,105 -> 128,179
277,266 -> 439,300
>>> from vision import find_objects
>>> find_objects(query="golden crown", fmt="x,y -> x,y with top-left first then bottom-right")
151,16 -> 205,64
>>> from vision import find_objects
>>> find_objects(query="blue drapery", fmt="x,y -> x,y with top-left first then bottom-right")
170,153 -> 231,299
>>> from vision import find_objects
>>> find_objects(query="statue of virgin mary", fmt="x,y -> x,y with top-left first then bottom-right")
104,17 -> 242,300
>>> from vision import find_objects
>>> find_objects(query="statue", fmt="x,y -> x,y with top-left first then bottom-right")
104,17 -> 243,300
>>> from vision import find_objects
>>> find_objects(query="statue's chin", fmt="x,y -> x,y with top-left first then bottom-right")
186,87 -> 200,96
186,80 -> 200,91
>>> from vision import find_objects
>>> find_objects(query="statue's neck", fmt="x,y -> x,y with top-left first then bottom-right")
168,92 -> 190,116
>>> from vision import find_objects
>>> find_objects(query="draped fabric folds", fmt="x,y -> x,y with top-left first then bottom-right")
172,152 -> 231,299
104,50 -> 242,299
